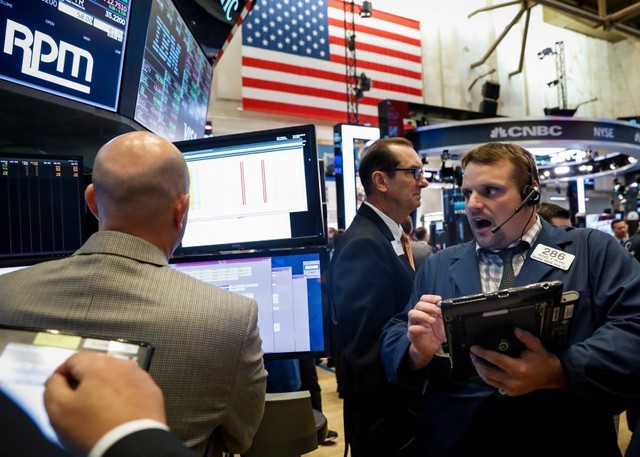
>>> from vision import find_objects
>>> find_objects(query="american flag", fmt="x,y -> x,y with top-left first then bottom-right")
241,0 -> 423,125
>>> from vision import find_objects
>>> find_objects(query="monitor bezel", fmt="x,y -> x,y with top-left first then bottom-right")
169,246 -> 330,359
173,124 -> 326,254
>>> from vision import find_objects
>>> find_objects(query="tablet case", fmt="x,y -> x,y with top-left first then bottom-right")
440,281 -> 576,380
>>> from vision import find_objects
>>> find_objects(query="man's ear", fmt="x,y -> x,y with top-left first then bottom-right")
175,193 -> 190,230
85,184 -> 99,219
371,170 -> 388,192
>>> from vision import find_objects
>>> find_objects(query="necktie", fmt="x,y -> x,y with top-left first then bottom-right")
400,232 -> 416,271
498,249 -> 516,289
479,242 -> 529,290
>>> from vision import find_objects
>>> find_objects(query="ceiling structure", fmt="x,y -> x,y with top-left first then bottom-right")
539,0 -> 640,41
469,0 -> 640,75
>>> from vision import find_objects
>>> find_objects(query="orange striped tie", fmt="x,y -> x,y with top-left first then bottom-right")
400,232 -> 416,271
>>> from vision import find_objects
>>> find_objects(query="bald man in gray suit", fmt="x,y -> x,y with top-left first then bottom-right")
0,132 -> 267,457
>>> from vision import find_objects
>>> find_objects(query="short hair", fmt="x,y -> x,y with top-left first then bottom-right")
537,202 -> 571,224
612,218 -> 627,230
460,142 -> 537,196
414,226 -> 427,241
358,137 -> 414,196
400,215 -> 413,235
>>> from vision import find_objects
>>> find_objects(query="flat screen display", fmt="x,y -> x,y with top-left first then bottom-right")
120,0 -> 212,141
174,124 -> 325,253
0,0 -> 130,111
170,248 -> 328,357
0,154 -> 85,264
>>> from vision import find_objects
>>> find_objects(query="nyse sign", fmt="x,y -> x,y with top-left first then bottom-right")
407,118 -> 640,158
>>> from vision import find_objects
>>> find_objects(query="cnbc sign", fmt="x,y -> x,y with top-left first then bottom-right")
406,117 -> 640,159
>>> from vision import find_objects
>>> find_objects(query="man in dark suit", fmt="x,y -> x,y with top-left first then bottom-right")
3,351 -> 194,457
329,137 -> 428,456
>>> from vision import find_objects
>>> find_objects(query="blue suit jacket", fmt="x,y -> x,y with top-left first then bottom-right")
329,204 -> 419,454
382,220 -> 640,457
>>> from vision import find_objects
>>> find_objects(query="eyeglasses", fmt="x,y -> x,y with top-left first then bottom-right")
381,167 -> 425,180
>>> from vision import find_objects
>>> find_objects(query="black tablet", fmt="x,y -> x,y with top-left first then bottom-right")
0,326 -> 154,446
439,281 -> 576,380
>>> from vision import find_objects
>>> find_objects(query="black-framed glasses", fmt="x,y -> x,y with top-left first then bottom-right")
381,167 -> 424,180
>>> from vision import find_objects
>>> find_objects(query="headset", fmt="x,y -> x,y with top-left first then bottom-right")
520,151 -> 541,206
491,149 -> 541,233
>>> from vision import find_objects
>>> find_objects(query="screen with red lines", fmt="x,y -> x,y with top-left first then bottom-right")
174,124 -> 325,254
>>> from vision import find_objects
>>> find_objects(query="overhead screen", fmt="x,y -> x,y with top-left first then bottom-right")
0,154 -> 85,265
0,0 -> 130,111
120,0 -> 212,142
174,124 -> 325,254
170,248 -> 328,357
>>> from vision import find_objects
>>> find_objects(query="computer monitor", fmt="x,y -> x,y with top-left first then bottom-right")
0,154 -> 85,264
170,247 -> 329,358
119,0 -> 212,142
174,124 -> 325,254
585,213 -> 615,236
0,0 -> 131,111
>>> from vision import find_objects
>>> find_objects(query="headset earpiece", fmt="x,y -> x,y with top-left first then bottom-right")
521,184 -> 541,205
521,153 -> 541,205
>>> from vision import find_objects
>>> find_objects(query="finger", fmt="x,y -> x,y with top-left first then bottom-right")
514,327 -> 544,351
44,371 -> 74,418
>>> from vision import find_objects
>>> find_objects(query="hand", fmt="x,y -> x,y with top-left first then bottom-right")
44,351 -> 167,454
469,327 -> 570,396
406,294 -> 446,369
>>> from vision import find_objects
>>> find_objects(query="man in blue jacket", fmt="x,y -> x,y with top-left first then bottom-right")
381,142 -> 640,457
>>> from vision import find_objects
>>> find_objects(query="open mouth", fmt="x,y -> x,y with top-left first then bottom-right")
473,218 -> 493,229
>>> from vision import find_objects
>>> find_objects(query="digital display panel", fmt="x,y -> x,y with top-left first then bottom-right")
170,248 -> 328,357
0,154 -> 85,263
174,124 -> 325,253
0,0 -> 130,111
131,0 -> 212,141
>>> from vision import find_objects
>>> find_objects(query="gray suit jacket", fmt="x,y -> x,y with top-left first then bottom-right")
0,231 -> 267,457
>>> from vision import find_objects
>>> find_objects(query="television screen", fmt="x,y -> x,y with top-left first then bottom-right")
174,124 -> 325,253
0,154 -> 85,265
0,0 -> 131,111
170,248 -> 329,357
120,0 -> 212,142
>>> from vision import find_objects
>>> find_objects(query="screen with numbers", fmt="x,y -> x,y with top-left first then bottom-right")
120,0 -> 212,142
0,0 -> 131,111
0,154 -> 85,265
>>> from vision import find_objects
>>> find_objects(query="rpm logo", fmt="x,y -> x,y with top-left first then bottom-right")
3,19 -> 94,94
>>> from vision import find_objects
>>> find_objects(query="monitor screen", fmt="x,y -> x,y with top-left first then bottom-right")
0,0 -> 131,111
174,124 -> 325,253
585,213 -> 615,236
0,154 -> 85,263
170,248 -> 328,357
120,0 -> 212,141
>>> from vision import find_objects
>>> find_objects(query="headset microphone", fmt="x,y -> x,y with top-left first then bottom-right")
490,187 -> 539,234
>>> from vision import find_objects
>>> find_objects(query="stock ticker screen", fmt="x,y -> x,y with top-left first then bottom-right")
132,0 -> 212,141
0,0 -> 131,111
0,155 -> 85,261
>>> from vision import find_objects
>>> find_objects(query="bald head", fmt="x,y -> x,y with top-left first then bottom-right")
88,131 -> 190,257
